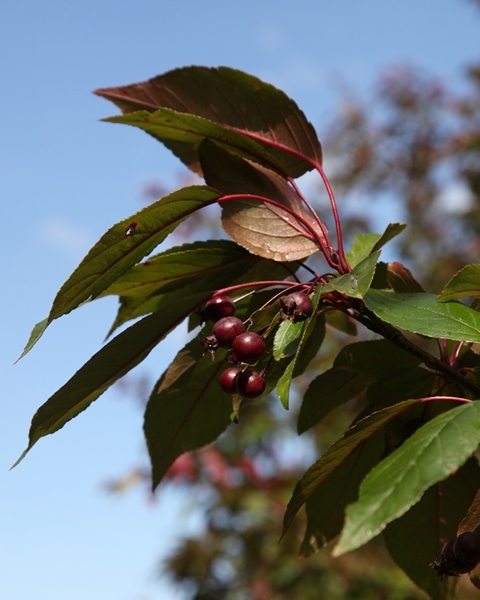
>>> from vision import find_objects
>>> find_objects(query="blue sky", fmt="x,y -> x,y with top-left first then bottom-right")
1,1 -> 479,598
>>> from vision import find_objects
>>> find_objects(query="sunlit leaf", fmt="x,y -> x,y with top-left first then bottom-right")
364,290 -> 480,342
346,223 -> 406,268
13,294 -> 207,467
282,398 -> 425,537
19,186 -> 221,358
437,264 -> 480,301
300,434 -> 385,555
199,140 -> 326,261
384,458 -> 480,600
94,65 -> 323,177
274,289 -> 324,408
105,241 -> 292,335
322,251 -> 380,298
334,401 -> 480,556
105,109 -> 286,177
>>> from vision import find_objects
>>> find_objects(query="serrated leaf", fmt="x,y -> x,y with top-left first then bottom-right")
105,242 -> 292,335
384,458 -> 480,600
100,240 -> 254,298
13,293 -> 208,468
20,186 -> 221,358
105,109 -> 286,177
346,224 -> 406,268
437,264 -> 480,301
364,290 -> 480,342
16,318 -> 48,362
300,433 -> 385,555
94,65 -> 323,178
144,338 -> 234,489
282,398 -> 425,537
334,401 -> 480,556
274,289 -> 324,408
199,140 -> 325,261
297,368 -> 371,434
273,319 -> 307,360
322,251 -> 380,299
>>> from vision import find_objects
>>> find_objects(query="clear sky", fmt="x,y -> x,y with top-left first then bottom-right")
2,1 -> 479,599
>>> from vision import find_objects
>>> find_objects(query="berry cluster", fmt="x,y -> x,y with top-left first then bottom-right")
201,295 -> 267,399
430,531 -> 480,580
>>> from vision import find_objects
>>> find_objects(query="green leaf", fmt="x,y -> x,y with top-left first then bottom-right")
334,401 -> 480,556
20,186 -> 221,358
105,109 -> 287,177
94,65 -> 323,178
100,240 -> 255,298
13,293 -> 208,467
300,433 -> 385,555
16,318 -> 48,362
199,140 -> 326,261
334,339 -> 421,378
322,251 -> 381,299
297,368 -> 371,434
282,398 -> 426,537
384,458 -> 480,600
364,289 -> 480,342
105,241 -> 292,335
324,310 -> 357,335
346,223 -> 406,268
437,264 -> 480,301
144,337 -> 234,489
371,261 -> 425,293
274,289 -> 325,409
273,319 -> 307,360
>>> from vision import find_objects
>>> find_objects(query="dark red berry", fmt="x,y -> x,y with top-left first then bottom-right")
203,295 -> 235,322
232,331 -> 266,364
219,367 -> 242,394
236,370 -> 266,399
453,531 -> 480,571
212,317 -> 245,348
281,291 -> 313,322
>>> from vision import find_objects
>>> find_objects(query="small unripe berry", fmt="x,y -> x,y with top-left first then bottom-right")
212,317 -> 245,348
203,295 -> 235,322
236,370 -> 266,399
281,291 -> 313,322
219,367 -> 242,394
232,331 -> 266,364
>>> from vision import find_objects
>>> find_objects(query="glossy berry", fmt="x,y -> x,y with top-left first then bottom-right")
453,531 -> 480,570
203,295 -> 235,322
232,331 -> 266,364
212,316 -> 245,348
219,367 -> 242,394
281,291 -> 314,322
431,532 -> 480,580
236,370 -> 266,399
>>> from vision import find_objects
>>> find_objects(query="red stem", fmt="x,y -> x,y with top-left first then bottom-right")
217,193 -> 339,269
228,128 -> 350,273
